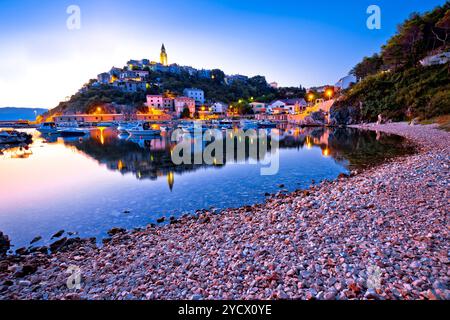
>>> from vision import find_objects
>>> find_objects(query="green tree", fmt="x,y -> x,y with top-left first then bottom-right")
180,107 -> 191,119
351,54 -> 383,79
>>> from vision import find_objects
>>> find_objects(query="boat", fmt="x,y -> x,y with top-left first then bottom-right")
240,120 -> 258,130
37,122 -> 58,134
178,124 -> 208,134
0,130 -> 32,144
97,122 -> 116,127
220,124 -> 233,130
58,127 -> 90,137
117,122 -> 137,134
127,122 -> 161,136
258,120 -> 277,128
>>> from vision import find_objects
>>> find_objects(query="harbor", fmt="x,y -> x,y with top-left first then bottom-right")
0,123 -> 447,300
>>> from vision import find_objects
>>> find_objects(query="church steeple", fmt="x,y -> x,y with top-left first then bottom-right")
160,43 -> 168,66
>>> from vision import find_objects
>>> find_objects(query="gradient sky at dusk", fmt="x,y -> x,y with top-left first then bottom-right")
0,0 -> 446,108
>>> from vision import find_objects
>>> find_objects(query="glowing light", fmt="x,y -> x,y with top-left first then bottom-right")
118,160 -> 124,170
325,89 -> 334,99
167,172 -> 175,191
322,148 -> 330,157
306,137 -> 313,149
97,127 -> 105,145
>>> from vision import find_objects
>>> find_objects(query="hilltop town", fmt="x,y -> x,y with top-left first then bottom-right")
42,43 -> 356,125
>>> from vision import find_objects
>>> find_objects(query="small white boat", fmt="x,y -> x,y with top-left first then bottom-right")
258,120 -> 277,128
220,119 -> 234,125
37,122 -> 58,134
127,122 -> 161,136
97,122 -> 116,127
240,120 -> 258,129
0,130 -> 31,144
117,122 -> 137,134
178,124 -> 208,134
58,128 -> 90,137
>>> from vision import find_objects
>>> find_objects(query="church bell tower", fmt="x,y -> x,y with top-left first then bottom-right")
160,43 -> 168,66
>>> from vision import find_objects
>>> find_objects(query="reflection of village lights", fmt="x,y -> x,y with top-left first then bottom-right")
167,172 -> 175,191
306,137 -> 313,149
98,127 -> 105,145
322,148 -> 330,157
118,160 -> 124,170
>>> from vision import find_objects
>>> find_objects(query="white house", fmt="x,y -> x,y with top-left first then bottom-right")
113,80 -> 146,93
120,70 -> 149,80
268,98 -> 307,115
97,72 -> 111,84
174,97 -> 196,117
183,88 -> 205,105
335,75 -> 357,90
210,102 -> 228,114
249,102 -> 267,114
420,52 -> 450,66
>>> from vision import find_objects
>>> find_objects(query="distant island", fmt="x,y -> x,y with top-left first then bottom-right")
0,107 -> 48,121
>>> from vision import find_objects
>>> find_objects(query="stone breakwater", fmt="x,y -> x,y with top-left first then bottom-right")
0,123 -> 448,300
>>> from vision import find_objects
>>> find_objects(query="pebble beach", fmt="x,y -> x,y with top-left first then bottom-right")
0,122 -> 448,300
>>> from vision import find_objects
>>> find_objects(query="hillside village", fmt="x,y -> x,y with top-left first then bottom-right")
46,44 -> 357,124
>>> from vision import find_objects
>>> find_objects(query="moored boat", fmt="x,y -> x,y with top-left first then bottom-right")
37,122 -> 58,134
240,120 -> 258,130
258,120 -> 277,128
117,122 -> 138,134
127,122 -> 161,136
0,130 -> 32,144
58,128 -> 90,137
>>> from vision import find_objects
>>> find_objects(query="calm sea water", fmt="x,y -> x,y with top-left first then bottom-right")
0,126 -> 412,249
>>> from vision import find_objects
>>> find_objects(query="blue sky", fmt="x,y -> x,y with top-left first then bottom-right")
0,0 -> 446,108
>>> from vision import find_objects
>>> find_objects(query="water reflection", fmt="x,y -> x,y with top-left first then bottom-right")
0,126 -> 414,248
59,126 -> 413,184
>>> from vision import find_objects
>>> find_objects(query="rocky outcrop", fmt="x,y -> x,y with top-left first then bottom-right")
304,111 -> 327,126
329,103 -> 361,126
0,232 -> 11,257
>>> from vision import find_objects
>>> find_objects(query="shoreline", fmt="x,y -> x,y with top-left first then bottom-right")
0,122 -> 448,300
